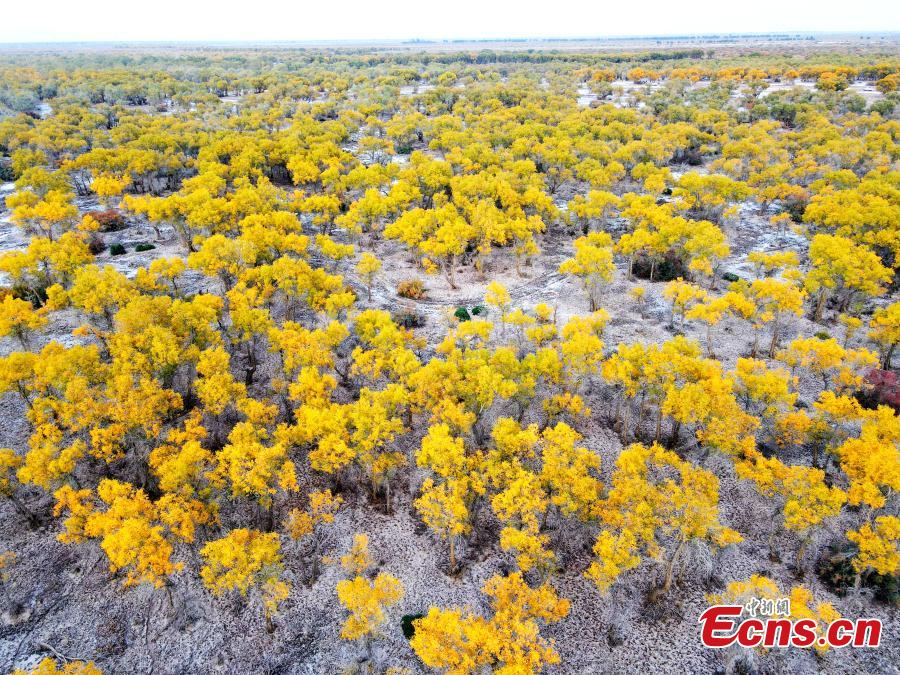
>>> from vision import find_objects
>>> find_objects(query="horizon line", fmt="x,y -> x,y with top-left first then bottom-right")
0,30 -> 898,49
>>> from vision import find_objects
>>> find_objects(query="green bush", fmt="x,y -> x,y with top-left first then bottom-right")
135,242 -> 156,252
814,331 -> 831,340
454,306 -> 471,322
471,305 -> 487,316
769,101 -> 797,127
816,544 -> 857,596
870,572 -> 899,606
817,543 -> 899,605
869,99 -> 895,117
110,243 -> 127,256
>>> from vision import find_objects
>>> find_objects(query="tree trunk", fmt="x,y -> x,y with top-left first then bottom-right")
884,342 -> 896,370
620,403 -> 631,443
447,255 -> 458,290
637,396 -> 647,437
654,407 -> 663,443
814,289 -> 827,322
796,535 -> 810,570
670,419 -> 681,448
657,536 -> 686,599
768,318 -> 781,357
244,342 -> 257,386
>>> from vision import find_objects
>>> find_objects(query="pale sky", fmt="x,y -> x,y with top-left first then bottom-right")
0,0 -> 897,44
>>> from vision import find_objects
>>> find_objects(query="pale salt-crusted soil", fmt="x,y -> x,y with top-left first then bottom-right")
0,182 -> 897,674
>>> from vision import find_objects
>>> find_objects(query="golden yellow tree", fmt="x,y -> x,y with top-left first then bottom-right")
200,528 -> 289,631
336,533 -> 404,661
559,231 -> 615,311
410,572 -> 569,675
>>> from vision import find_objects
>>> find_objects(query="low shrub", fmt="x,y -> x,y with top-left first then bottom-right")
671,147 -> 703,166
817,542 -> 899,605
88,209 -> 126,232
135,242 -> 156,252
869,99 -> 895,117
816,544 -> 857,596
109,243 -> 127,256
856,369 -> 900,412
397,278 -> 427,300
86,233 -> 106,255
392,308 -> 425,329
454,306 -> 471,322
